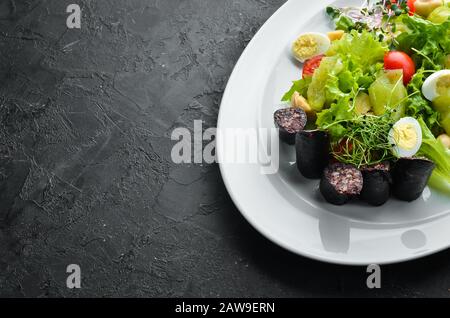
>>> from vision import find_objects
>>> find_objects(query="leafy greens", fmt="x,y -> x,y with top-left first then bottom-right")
418,118 -> 450,195
314,30 -> 387,139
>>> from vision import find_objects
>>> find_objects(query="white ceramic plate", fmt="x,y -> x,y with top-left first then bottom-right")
217,0 -> 450,265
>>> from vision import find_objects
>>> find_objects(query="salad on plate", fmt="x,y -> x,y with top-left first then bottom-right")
274,0 -> 450,206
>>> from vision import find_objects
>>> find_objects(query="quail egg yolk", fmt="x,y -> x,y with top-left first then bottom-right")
436,74 -> 450,97
393,123 -> 418,150
293,35 -> 318,59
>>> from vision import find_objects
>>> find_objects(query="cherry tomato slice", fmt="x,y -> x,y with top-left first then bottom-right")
384,51 -> 416,85
332,138 -> 353,159
302,54 -> 325,78
407,0 -> 416,15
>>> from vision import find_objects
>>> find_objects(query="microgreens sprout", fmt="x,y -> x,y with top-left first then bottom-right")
331,114 -> 396,168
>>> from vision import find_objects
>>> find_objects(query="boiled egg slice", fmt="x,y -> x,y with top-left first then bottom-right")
422,69 -> 450,101
292,32 -> 330,63
388,117 -> 423,158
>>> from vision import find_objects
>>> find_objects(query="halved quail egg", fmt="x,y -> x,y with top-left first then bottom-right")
422,69 -> 450,102
292,32 -> 331,63
388,117 -> 423,158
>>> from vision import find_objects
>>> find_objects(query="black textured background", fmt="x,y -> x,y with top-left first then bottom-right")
0,0 -> 449,298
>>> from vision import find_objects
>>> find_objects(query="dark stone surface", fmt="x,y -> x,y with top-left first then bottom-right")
0,0 -> 449,298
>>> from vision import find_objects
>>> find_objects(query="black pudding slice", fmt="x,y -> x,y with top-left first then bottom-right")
274,108 -> 307,145
392,157 -> 435,202
320,163 -> 363,205
360,162 -> 391,206
295,130 -> 330,179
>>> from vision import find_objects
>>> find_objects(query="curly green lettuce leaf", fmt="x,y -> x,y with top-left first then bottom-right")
281,77 -> 312,102
406,69 -> 442,134
316,95 -> 354,141
326,30 -> 388,72
407,95 -> 441,133
417,118 -> 450,196
395,14 -> 450,70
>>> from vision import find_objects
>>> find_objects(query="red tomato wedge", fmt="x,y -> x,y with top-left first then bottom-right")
384,51 -> 416,85
302,54 -> 325,78
407,0 -> 416,15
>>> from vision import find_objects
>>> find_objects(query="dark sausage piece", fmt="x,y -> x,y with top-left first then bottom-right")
320,163 -> 363,205
360,162 -> 391,206
296,130 -> 330,179
392,157 -> 435,202
274,108 -> 307,145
